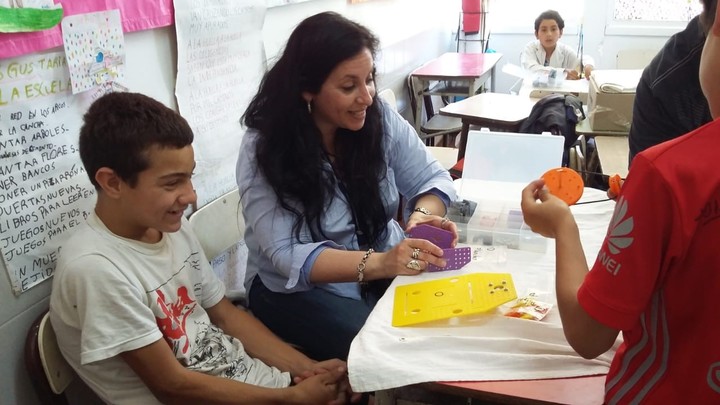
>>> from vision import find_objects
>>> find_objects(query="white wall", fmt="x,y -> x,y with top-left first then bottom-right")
1,1 -> 456,403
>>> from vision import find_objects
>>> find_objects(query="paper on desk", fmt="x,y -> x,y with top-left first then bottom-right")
348,188 -> 620,393
501,63 -> 528,79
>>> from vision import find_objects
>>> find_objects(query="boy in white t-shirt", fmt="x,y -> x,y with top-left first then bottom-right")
49,92 -> 355,405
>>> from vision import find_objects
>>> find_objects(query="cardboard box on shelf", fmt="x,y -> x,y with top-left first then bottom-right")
587,69 -> 642,132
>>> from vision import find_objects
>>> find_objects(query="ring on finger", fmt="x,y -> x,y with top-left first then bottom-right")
405,259 -> 422,271
411,248 -> 421,260
440,217 -> 449,229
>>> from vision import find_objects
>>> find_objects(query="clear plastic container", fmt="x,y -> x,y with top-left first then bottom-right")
464,202 -> 547,252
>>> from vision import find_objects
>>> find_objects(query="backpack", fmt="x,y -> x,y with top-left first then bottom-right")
517,93 -> 609,189
449,93 -> 605,187
518,93 -> 585,166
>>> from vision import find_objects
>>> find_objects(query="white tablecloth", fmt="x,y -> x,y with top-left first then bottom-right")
348,182 -> 620,392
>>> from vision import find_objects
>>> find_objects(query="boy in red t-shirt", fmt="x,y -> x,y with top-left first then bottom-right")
521,1 -> 720,403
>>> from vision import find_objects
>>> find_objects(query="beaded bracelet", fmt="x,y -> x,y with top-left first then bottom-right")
357,248 -> 374,284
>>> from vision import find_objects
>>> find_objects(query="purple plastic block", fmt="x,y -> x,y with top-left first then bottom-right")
407,224 -> 453,249
427,247 -> 472,272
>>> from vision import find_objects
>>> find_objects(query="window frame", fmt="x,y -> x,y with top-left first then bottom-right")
604,0 -> 698,37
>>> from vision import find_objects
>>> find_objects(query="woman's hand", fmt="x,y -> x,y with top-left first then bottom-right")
377,237 -> 447,275
406,212 -> 459,247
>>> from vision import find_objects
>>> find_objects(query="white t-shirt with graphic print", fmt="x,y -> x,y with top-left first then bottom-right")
50,213 -> 290,405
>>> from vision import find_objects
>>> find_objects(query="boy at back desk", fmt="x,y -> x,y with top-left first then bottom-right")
49,92 -> 354,405
521,10 -> 594,80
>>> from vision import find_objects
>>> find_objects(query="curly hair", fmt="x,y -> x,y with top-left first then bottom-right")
242,12 -> 388,247
79,92 -> 193,189
535,10 -> 565,33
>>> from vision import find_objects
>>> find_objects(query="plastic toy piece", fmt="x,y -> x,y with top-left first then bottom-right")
427,247 -> 472,272
392,273 -> 517,327
540,167 -> 584,205
608,173 -> 622,196
407,224 -> 453,249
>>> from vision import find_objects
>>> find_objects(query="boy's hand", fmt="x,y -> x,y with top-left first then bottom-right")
291,366 -> 347,405
583,65 -> 594,79
520,179 -> 574,238
564,69 -> 580,80
293,359 -> 361,404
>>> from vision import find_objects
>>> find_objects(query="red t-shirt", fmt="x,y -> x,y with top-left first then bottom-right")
578,119 -> 720,404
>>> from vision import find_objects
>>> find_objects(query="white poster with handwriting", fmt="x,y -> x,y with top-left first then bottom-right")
0,51 -> 95,295
174,0 -> 266,208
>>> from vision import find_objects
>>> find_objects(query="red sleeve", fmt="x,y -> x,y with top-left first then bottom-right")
578,156 -> 682,331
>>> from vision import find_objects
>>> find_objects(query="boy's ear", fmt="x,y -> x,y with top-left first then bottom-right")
95,167 -> 122,198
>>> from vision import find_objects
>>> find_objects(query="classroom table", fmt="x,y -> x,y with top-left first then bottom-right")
348,180 -> 618,405
426,376 -> 608,405
519,77 -> 590,104
409,52 -> 503,134
575,115 -> 630,138
574,106 -> 630,179
438,93 -> 537,160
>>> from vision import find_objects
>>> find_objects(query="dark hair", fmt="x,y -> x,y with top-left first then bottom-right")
242,11 -> 388,246
700,0 -> 718,35
79,92 -> 194,189
535,10 -> 565,33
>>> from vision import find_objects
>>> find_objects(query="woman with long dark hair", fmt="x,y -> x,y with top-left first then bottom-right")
237,11 -> 457,361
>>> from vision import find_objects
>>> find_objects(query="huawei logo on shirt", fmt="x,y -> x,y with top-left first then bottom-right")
597,196 -> 634,275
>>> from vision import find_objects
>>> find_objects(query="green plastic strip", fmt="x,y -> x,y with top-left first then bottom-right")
0,7 -> 63,33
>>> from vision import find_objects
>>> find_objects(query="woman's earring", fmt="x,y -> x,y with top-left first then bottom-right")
307,101 -> 312,114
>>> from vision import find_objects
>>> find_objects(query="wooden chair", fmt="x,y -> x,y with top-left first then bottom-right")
25,311 -> 76,405
378,88 -> 458,170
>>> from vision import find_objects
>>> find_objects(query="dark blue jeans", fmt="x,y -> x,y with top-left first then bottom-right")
249,276 -> 385,361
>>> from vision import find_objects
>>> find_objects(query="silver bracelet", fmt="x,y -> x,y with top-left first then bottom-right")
413,207 -> 432,216
357,248 -> 374,284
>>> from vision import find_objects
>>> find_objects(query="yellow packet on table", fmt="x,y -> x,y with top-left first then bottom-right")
503,292 -> 553,321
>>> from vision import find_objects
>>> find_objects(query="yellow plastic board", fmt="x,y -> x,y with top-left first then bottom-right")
392,273 -> 517,327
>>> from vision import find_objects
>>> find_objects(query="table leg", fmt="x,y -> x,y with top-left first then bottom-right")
491,66 -> 496,92
457,122 -> 471,161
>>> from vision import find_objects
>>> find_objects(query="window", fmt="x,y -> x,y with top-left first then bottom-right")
613,0 -> 702,22
606,0 -> 703,36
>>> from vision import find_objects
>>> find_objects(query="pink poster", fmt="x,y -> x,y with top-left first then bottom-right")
0,0 -> 173,59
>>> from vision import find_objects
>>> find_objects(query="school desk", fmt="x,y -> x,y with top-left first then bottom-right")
438,92 -> 537,160
348,181 -> 618,405
575,114 -> 630,138
409,52 -> 503,134
520,77 -> 590,104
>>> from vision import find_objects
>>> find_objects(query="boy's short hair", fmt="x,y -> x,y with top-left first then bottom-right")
535,10 -> 565,33
700,0 -> 718,35
79,92 -> 194,189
